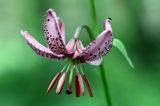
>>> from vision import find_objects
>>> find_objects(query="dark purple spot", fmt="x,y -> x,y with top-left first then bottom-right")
46,36 -> 49,40
56,38 -> 59,41
57,32 -> 61,36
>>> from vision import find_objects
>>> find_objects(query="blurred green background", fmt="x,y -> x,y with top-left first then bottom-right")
0,0 -> 160,106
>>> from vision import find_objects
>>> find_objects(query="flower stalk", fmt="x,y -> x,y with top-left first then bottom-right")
90,0 -> 113,106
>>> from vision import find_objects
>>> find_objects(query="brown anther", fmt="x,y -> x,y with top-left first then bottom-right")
77,72 -> 84,95
83,74 -> 93,97
56,72 -> 67,94
75,75 -> 80,97
47,72 -> 61,93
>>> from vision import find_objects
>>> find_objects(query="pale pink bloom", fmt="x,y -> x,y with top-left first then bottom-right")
21,9 -> 113,97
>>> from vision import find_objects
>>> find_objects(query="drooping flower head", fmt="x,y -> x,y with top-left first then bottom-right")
21,9 -> 113,97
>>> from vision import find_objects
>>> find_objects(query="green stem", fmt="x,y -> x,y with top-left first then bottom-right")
99,65 -> 113,106
89,0 -> 113,106
90,0 -> 99,35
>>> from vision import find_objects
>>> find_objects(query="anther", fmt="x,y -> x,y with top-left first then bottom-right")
47,72 -> 61,93
83,74 -> 93,97
56,72 -> 67,94
75,74 -> 80,97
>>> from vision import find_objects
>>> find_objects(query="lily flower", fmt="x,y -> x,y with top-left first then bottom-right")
20,9 -> 113,97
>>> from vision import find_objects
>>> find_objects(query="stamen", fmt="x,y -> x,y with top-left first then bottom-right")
83,74 -> 93,97
66,66 -> 75,94
75,74 -> 80,97
80,66 -> 93,97
47,72 -> 61,93
77,72 -> 84,95
56,59 -> 71,94
56,72 -> 67,94
47,64 -> 67,93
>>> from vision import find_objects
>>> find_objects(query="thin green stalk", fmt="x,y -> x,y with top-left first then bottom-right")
90,0 -> 99,36
99,65 -> 113,106
89,0 -> 113,106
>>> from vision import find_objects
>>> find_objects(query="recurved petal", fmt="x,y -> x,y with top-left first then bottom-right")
44,9 -> 66,54
77,19 -> 113,63
58,17 -> 65,44
78,29 -> 112,62
21,31 -> 65,59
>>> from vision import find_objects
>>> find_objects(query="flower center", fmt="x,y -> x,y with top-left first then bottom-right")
66,25 -> 85,58
66,38 -> 84,58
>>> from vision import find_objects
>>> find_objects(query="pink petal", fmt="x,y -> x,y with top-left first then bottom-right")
66,38 -> 76,54
73,40 -> 84,58
78,19 -> 113,62
47,72 -> 61,93
58,17 -> 65,44
44,9 -> 66,54
104,18 -> 112,31
20,31 -> 65,59
56,72 -> 67,94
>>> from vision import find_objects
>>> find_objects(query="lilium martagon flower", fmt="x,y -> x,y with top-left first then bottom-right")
20,9 -> 113,97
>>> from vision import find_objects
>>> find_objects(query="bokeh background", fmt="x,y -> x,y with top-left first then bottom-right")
0,0 -> 160,106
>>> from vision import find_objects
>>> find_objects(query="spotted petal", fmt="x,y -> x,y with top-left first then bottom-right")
58,17 -> 65,44
44,9 -> 66,54
21,31 -> 65,59
78,19 -> 113,63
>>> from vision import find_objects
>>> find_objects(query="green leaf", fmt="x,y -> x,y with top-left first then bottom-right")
113,38 -> 134,68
